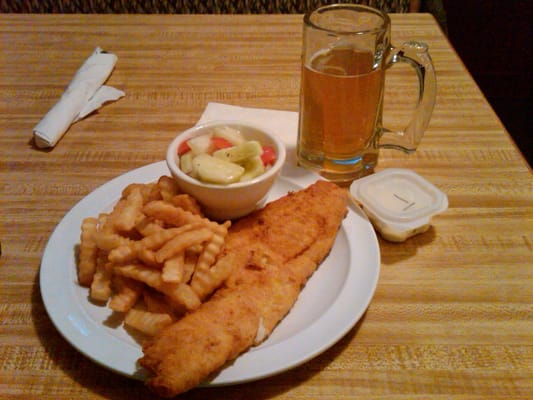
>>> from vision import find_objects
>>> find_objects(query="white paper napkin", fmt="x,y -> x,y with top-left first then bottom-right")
198,102 -> 320,185
33,47 -> 125,148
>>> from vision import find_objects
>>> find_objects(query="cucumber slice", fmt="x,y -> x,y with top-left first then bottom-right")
179,151 -> 195,175
212,140 -> 262,164
213,126 -> 245,145
240,156 -> 266,182
187,134 -> 214,155
193,154 -> 244,184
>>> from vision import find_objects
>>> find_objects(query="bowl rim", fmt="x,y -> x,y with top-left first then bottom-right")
166,120 -> 287,190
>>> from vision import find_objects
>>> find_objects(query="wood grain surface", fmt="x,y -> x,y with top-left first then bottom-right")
1,13 -> 532,399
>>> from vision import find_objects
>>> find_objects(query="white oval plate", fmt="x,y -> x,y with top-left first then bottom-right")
40,161 -> 380,385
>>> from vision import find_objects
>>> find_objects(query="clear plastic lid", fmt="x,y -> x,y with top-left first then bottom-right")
350,168 -> 448,231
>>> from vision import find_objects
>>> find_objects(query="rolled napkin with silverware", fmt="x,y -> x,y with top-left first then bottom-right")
33,47 -> 125,148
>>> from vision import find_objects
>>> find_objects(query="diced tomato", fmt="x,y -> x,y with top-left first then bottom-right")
260,145 -> 276,166
177,140 -> 191,156
211,136 -> 234,150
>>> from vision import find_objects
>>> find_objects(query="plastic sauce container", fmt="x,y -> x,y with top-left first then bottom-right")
350,169 -> 448,242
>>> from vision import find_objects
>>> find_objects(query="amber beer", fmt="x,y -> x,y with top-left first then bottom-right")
297,4 -> 436,183
298,47 -> 385,180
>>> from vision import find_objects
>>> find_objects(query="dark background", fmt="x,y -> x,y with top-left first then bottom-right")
443,0 -> 532,166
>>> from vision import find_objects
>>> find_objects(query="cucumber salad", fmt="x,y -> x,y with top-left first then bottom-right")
177,126 -> 277,185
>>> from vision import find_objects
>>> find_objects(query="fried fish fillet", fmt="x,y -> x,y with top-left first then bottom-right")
140,180 -> 348,397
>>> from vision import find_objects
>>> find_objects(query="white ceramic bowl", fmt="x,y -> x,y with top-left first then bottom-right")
166,121 -> 286,220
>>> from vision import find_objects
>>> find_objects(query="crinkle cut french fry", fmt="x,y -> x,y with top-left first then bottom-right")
155,228 -> 214,263
140,223 -> 204,251
114,264 -> 201,310
191,250 -> 236,300
78,217 -> 98,287
160,281 -> 201,311
103,199 -> 126,232
157,175 -> 181,202
115,187 -> 144,232
97,212 -> 109,230
93,231 -> 133,251
143,200 -> 205,227
114,263 -> 160,289
162,252 -> 185,283
137,247 -> 160,269
170,194 -> 203,216
108,243 -> 138,264
187,243 -> 204,254
121,183 -> 144,199
135,216 -> 165,237
182,252 -> 197,283
124,308 -> 174,337
122,182 -> 162,205
109,275 -> 144,312
195,220 -> 231,273
90,253 -> 113,302
107,224 -> 203,265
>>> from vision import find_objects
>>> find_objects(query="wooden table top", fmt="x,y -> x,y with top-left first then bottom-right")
1,13 -> 532,399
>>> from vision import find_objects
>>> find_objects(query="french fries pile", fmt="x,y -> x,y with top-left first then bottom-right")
77,176 -> 232,337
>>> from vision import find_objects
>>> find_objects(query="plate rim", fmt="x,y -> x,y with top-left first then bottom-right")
39,161 -> 380,385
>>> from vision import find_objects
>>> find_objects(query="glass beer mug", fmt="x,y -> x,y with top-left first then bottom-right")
297,4 -> 437,183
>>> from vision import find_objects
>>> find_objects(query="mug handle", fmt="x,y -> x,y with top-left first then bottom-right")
380,41 -> 437,153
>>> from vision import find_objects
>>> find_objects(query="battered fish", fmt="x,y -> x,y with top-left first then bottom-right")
140,180 -> 348,397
